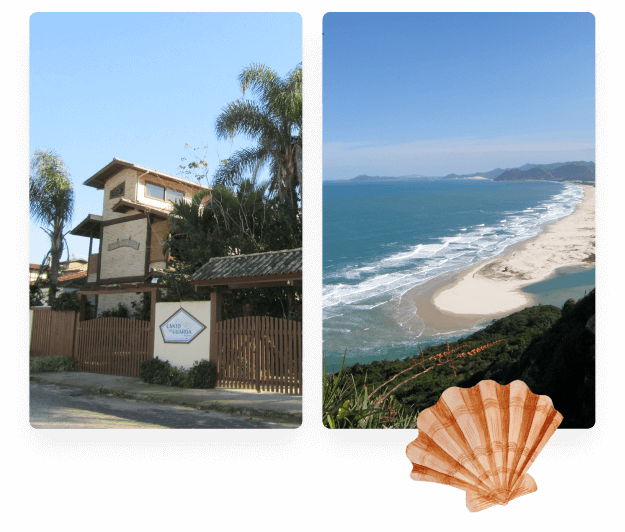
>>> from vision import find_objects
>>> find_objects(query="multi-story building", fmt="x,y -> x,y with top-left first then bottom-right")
29,263 -> 49,285
71,158 -> 208,314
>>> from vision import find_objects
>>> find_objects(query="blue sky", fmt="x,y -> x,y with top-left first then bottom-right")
29,12 -> 301,263
323,12 -> 595,180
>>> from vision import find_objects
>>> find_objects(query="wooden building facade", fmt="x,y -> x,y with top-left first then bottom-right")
71,158 -> 208,315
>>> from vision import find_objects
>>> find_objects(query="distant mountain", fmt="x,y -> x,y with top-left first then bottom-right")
346,174 -> 425,182
495,162 -> 595,184
348,175 -> 399,182
333,161 -> 595,184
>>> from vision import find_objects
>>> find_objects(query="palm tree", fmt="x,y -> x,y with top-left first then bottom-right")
214,63 -> 302,208
29,149 -> 74,304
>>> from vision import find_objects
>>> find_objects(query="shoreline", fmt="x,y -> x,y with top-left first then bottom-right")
400,184 -> 595,337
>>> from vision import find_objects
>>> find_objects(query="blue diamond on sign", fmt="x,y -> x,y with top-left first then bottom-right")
160,308 -> 206,344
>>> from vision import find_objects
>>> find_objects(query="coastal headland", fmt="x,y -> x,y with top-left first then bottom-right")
401,185 -> 595,335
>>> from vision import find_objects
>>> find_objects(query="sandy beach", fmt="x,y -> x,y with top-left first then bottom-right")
395,184 -> 595,341
431,184 -> 595,316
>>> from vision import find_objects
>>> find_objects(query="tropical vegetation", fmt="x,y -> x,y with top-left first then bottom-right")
162,63 -> 303,320
323,292 -> 595,429
214,63 -> 302,208
162,184 -> 301,319
29,149 -> 74,304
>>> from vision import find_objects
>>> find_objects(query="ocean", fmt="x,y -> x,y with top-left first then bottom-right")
322,179 -> 590,370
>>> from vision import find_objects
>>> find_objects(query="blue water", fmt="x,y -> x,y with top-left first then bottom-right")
521,266 -> 595,307
323,179 -> 586,368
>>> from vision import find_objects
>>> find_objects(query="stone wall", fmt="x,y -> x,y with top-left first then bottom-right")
102,167 -> 140,221
97,292 -> 142,316
100,217 -> 147,280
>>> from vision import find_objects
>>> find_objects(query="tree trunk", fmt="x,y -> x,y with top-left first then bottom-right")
48,218 -> 64,304
294,143 -> 302,197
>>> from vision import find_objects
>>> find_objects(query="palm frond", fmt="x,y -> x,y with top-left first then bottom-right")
30,150 -> 74,226
215,100 -> 279,142
214,63 -> 302,208
213,145 -> 271,188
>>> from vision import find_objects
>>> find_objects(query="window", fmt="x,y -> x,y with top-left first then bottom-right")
109,181 -> 125,199
166,189 -> 184,204
145,181 -> 184,204
146,182 -> 165,200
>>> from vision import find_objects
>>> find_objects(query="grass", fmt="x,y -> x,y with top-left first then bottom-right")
323,340 -> 504,429
30,355 -> 75,372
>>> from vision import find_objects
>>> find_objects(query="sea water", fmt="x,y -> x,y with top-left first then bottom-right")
521,265 -> 595,307
323,179 -> 588,369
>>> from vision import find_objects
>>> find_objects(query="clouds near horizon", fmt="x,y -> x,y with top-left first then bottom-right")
323,135 -> 595,179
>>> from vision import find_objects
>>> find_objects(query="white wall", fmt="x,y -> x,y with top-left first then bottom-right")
153,301 -> 211,369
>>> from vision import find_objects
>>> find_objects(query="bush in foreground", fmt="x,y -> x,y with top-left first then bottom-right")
30,356 -> 75,372
49,291 -> 95,320
139,357 -> 216,389
323,340 -> 504,429
187,360 -> 217,389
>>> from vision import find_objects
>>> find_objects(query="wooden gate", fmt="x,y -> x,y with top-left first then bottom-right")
214,316 -> 302,395
74,317 -> 151,377
30,307 -> 78,357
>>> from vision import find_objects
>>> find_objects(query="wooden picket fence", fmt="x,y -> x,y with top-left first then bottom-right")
30,307 -> 302,392
73,317 -> 151,377
214,316 -> 302,395
30,307 -> 77,358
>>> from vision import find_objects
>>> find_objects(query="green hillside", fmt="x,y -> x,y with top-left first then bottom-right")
495,162 -> 595,183
335,290 -> 595,428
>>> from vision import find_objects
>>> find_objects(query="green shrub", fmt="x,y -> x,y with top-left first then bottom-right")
188,359 -> 217,389
140,357 -> 176,385
30,285 -> 44,307
139,357 -> 190,387
99,302 -> 131,318
130,293 -> 152,321
30,356 -> 75,372
562,298 -> 576,315
50,291 -> 94,319
140,358 -> 217,389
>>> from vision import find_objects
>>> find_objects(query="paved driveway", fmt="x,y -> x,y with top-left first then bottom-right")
30,382 -> 297,429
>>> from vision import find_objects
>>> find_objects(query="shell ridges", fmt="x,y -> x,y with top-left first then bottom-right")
406,380 -> 562,512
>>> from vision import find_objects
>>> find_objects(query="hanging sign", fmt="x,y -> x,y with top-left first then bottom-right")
159,308 -> 206,344
108,238 -> 140,251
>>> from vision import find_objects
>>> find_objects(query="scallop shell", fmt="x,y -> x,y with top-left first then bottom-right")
406,380 -> 562,512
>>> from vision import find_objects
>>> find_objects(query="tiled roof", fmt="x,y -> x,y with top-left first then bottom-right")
57,270 -> 88,287
30,270 -> 87,287
58,270 -> 87,285
190,248 -> 302,282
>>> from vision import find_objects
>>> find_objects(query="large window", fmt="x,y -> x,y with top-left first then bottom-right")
145,182 -> 185,205
146,182 -> 165,200
166,189 -> 184,204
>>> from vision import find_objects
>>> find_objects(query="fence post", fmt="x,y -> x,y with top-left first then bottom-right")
255,316 -> 261,393
210,289 -> 222,366
73,294 -> 86,361
148,286 -> 160,359
70,311 -> 79,361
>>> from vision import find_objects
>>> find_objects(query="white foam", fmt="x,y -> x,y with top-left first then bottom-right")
323,183 -> 584,351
